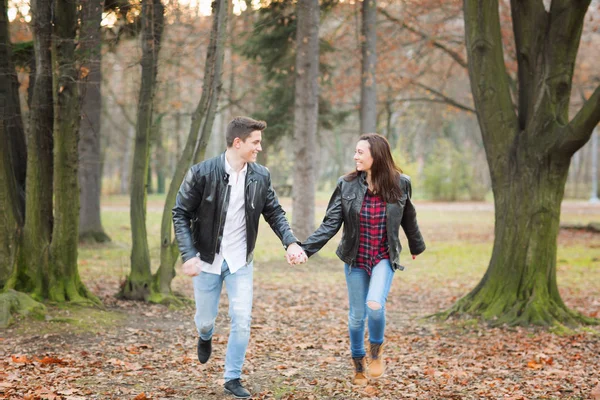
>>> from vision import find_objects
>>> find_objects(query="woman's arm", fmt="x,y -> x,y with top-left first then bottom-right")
401,176 -> 426,256
301,178 -> 344,257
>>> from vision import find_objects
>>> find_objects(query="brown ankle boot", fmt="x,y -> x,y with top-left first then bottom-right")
368,342 -> 385,378
351,357 -> 368,386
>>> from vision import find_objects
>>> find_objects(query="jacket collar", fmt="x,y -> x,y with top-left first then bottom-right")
220,152 -> 255,178
358,171 -> 368,186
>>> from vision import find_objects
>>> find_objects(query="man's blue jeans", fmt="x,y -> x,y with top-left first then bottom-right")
344,259 -> 394,358
193,260 -> 253,382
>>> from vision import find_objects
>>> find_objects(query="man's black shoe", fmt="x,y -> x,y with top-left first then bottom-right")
224,378 -> 251,398
197,337 -> 212,364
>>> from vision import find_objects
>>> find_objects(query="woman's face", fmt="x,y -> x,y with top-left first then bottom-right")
354,140 -> 373,173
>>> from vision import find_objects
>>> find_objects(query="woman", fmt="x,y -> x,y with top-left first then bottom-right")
301,133 -> 426,385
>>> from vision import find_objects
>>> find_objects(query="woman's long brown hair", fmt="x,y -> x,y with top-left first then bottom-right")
345,133 -> 403,203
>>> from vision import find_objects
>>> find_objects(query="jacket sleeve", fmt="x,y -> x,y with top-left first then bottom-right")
301,178 -> 344,257
172,168 -> 203,263
401,176 -> 426,256
261,172 -> 299,248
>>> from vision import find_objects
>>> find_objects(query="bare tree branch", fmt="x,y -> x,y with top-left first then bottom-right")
378,6 -> 468,69
560,84 -> 600,155
410,81 -> 475,113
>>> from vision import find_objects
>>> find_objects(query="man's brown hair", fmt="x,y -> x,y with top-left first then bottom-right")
226,116 -> 267,147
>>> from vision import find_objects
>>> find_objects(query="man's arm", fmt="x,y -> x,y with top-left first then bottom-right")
172,167 -> 204,264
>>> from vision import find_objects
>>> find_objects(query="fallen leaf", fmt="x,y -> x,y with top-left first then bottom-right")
11,355 -> 31,363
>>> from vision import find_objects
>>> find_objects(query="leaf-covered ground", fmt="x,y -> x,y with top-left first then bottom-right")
1,200 -> 599,399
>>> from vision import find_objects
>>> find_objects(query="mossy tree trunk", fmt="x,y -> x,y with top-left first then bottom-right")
121,0 -> 164,301
11,0 -> 55,299
48,0 -> 99,304
151,0 -> 228,305
78,0 -> 111,244
443,0 -> 600,327
0,119 -> 22,290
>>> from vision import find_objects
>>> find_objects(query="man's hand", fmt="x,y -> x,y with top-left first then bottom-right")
182,257 -> 202,277
286,243 -> 307,265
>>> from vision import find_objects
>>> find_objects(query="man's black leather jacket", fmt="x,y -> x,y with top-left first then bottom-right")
172,153 -> 298,264
301,172 -> 426,271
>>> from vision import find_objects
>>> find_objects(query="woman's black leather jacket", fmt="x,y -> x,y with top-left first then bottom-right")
301,172 -> 426,271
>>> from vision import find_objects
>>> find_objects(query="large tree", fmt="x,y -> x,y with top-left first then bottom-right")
47,0 -> 99,303
292,0 -> 320,240
78,0 -> 111,243
121,0 -> 164,300
444,0 -> 600,327
12,0 -> 55,298
2,0 -> 99,311
151,0 -> 228,304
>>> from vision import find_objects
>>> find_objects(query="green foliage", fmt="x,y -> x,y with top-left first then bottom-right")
422,138 -> 488,201
238,0 -> 344,148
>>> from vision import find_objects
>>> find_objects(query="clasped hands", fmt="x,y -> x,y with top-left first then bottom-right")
180,243 -> 307,277
285,243 -> 307,266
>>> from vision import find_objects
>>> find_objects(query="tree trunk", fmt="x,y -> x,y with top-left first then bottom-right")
443,0 -> 600,327
121,0 -> 164,301
0,0 -> 26,213
13,0 -> 54,299
0,120 -> 22,289
359,0 -> 377,134
78,0 -> 110,243
48,0 -> 99,304
292,0 -> 319,240
0,0 -> 26,288
151,0 -> 228,304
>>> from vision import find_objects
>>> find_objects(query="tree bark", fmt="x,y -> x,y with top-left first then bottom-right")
360,0 -> 377,134
292,0 -> 319,240
0,0 -> 26,288
14,0 -> 54,299
0,0 -> 26,214
151,0 -> 228,304
49,0 -> 99,304
78,0 -> 111,243
121,0 -> 164,301
443,0 -> 600,327
0,120 -> 21,289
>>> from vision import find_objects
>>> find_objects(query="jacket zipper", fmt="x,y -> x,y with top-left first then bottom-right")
250,180 -> 257,209
214,184 -> 230,255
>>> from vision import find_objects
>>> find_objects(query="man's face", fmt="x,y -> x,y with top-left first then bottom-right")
235,130 -> 262,163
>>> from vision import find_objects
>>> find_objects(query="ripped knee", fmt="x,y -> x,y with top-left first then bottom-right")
367,301 -> 382,310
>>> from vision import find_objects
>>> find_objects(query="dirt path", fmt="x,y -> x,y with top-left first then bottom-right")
2,256 -> 599,400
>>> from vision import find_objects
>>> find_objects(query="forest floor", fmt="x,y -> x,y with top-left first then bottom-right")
1,199 -> 599,400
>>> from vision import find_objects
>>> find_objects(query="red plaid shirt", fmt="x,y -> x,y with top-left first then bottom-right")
355,189 -> 389,275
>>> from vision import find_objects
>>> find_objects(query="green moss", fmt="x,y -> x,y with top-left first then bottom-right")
11,305 -> 125,335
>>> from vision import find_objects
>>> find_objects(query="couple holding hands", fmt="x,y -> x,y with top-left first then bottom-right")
172,116 -> 425,398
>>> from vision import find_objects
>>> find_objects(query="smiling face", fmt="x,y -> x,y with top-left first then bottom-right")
235,129 -> 262,163
354,140 -> 373,173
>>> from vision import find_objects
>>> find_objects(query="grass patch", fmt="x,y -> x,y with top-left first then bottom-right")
9,305 -> 126,336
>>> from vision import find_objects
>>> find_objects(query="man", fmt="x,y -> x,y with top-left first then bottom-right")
172,116 -> 307,398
